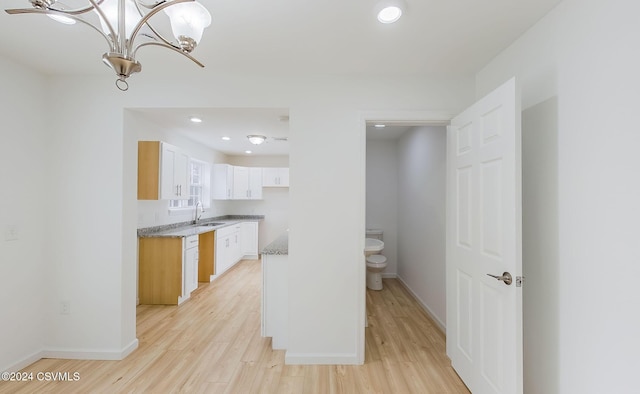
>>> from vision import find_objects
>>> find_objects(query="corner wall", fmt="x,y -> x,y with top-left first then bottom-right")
396,126 -> 447,328
0,57 -> 48,371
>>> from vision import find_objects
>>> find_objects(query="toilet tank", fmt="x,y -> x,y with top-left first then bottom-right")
366,229 -> 383,241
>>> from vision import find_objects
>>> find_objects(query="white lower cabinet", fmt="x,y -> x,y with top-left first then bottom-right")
215,222 -> 260,276
215,223 -> 242,275
184,235 -> 199,296
242,222 -> 259,258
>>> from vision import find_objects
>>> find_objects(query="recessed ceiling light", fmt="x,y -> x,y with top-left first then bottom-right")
221,136 -> 231,141
245,150 -> 252,154
189,116 -> 202,123
374,124 -> 386,128
375,0 -> 406,24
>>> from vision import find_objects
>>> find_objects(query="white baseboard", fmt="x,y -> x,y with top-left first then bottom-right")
42,338 -> 139,361
396,275 -> 446,334
2,350 -> 46,372
3,339 -> 139,372
284,352 -> 360,365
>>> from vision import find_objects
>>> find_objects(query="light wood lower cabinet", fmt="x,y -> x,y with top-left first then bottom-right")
139,237 -> 185,305
198,230 -> 215,282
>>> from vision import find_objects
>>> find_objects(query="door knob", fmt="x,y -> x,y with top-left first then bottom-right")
487,272 -> 512,285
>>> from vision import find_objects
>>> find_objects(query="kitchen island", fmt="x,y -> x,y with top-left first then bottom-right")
261,231 -> 288,350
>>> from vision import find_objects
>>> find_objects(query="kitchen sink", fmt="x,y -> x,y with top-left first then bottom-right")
200,222 -> 225,226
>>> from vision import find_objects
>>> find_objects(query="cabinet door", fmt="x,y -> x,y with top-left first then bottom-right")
262,167 -> 289,187
160,142 -> 190,200
232,166 -> 250,199
277,168 -> 289,187
213,164 -> 234,200
248,168 -> 263,199
184,246 -> 198,295
216,234 -> 230,274
242,222 -> 259,257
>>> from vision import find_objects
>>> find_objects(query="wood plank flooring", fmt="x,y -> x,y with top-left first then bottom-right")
0,259 -> 469,393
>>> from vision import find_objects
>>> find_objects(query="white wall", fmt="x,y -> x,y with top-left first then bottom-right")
396,126 -> 447,328
365,140 -> 398,275
227,155 -> 290,250
0,61 -> 473,368
477,0 -> 640,392
522,97 -> 559,394
0,57 -> 48,371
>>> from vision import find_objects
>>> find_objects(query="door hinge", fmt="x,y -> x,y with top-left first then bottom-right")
516,276 -> 524,287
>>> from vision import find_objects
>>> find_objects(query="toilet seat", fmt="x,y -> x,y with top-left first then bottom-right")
366,254 -> 387,267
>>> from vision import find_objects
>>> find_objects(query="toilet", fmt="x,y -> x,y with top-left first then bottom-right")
364,230 -> 387,290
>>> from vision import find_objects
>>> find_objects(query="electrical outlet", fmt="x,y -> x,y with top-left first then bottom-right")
4,224 -> 19,241
60,301 -> 71,315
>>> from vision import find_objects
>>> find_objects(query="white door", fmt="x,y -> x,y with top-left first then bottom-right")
446,77 -> 522,394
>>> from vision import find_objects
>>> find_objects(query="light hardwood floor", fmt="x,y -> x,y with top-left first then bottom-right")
0,259 -> 469,393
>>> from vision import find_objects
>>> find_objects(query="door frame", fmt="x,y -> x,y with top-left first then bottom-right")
357,110 -> 455,363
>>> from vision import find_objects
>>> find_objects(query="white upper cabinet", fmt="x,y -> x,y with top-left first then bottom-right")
137,141 -> 190,200
248,167 -> 263,199
213,164 -> 234,200
232,166 -> 249,199
262,167 -> 289,187
160,142 -> 190,200
215,165 -> 264,200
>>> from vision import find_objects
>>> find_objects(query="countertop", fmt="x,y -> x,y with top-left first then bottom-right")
137,215 -> 264,238
261,231 -> 288,255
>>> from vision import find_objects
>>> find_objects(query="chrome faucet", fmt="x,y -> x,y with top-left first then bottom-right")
194,200 -> 204,224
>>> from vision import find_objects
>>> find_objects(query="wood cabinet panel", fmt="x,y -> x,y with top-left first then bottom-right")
139,237 -> 183,305
198,231 -> 215,282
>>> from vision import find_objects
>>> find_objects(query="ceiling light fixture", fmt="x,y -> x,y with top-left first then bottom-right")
374,0 -> 406,24
374,124 -> 386,128
189,116 -> 202,123
221,136 -> 231,141
5,0 -> 212,91
245,150 -> 252,154
247,135 -> 267,145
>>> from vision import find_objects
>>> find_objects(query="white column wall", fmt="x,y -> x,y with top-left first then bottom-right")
0,57 -> 48,371
476,0 -> 640,392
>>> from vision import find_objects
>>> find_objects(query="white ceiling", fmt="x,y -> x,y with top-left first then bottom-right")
131,107 -> 291,156
1,0 -> 562,155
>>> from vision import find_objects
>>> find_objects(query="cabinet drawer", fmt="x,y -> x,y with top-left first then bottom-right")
216,224 -> 240,238
185,235 -> 199,248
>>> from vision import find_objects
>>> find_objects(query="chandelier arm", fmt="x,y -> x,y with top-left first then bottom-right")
133,41 -> 205,67
131,0 -> 180,49
4,8 -> 115,51
6,0 -> 107,16
87,0 -> 119,52
126,0 -> 195,53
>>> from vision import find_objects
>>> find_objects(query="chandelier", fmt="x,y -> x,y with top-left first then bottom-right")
5,0 -> 212,91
